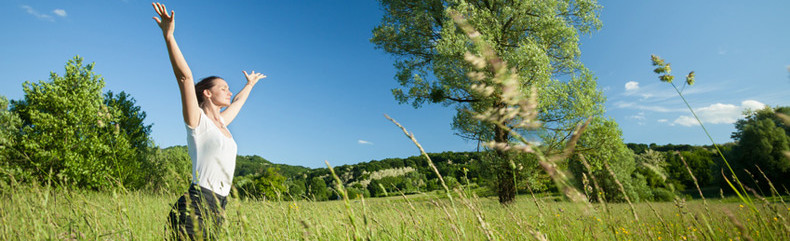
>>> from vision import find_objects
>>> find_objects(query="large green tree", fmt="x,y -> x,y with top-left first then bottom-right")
731,106 -> 790,190
104,91 -> 153,152
9,56 -> 139,189
372,0 -> 605,203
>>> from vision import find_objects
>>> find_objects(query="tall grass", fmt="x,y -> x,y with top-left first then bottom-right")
1,181 -> 788,240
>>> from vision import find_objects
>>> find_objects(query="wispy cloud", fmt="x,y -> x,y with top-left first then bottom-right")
718,49 -> 728,55
358,139 -> 373,145
21,5 -> 65,21
627,111 -> 646,120
621,81 -> 717,102
670,100 -> 766,127
53,9 -> 67,17
21,5 -> 53,21
615,101 -> 684,113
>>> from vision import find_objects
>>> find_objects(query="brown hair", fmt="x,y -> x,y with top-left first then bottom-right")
195,76 -> 222,107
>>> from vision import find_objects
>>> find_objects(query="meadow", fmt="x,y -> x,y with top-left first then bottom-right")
2,180 -> 788,240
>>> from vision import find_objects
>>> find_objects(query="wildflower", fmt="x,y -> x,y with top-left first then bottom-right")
774,217 -> 779,222
739,205 -> 744,208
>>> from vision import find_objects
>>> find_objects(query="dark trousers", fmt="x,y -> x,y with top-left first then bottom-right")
167,184 -> 227,240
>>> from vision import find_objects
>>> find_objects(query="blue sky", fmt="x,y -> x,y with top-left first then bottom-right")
1,1 -> 789,168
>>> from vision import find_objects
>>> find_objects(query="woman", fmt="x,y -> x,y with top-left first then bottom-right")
152,3 -> 265,239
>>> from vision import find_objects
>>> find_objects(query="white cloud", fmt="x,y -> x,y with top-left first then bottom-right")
53,9 -> 67,17
671,100 -> 766,127
672,116 -> 699,127
625,81 -> 639,91
742,100 -> 767,111
21,5 -> 54,21
627,112 -> 646,120
657,119 -> 668,123
358,139 -> 373,145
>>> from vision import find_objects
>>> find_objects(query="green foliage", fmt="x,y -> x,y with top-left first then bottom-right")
287,179 -> 307,200
235,167 -> 288,200
665,149 -> 714,189
234,155 -> 273,177
372,0 -> 605,204
103,91 -> 152,151
372,0 -> 605,144
8,56 -> 139,190
103,90 -> 156,189
146,145 -> 191,194
0,95 -> 29,187
732,106 -> 790,190
308,176 -> 330,201
569,117 -> 647,202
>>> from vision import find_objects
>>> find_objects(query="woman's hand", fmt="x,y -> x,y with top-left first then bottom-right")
152,2 -> 175,37
243,71 -> 267,86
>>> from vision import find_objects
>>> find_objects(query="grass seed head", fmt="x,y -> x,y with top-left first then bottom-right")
685,71 -> 695,85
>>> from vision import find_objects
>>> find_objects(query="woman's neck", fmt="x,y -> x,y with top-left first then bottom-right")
201,104 -> 222,122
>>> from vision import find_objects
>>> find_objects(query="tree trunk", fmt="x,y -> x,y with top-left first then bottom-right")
497,160 -> 516,204
494,116 -> 515,204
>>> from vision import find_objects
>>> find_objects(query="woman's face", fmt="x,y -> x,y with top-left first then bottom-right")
206,79 -> 233,107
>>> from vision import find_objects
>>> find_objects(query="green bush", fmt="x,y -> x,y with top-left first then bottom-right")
652,188 -> 675,202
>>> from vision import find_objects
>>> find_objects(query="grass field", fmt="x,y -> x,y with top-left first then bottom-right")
2,182 -> 788,241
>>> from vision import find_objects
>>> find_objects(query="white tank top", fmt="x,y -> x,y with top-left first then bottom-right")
186,109 -> 237,196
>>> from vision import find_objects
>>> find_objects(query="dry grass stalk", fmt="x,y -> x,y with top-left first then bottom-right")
725,209 -> 755,241
578,154 -> 608,214
325,161 -> 362,241
455,189 -> 496,241
602,160 -> 639,221
676,151 -> 711,219
644,201 -> 669,231
384,115 -> 454,204
429,199 -> 463,239
754,165 -> 786,205
385,114 -> 467,239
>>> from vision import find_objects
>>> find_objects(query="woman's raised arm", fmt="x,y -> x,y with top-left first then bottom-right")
153,2 -> 200,128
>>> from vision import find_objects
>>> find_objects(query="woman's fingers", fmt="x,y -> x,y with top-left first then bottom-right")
152,3 -> 160,15
243,70 -> 266,81
160,4 -> 168,17
153,2 -> 171,19
153,16 -> 161,24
